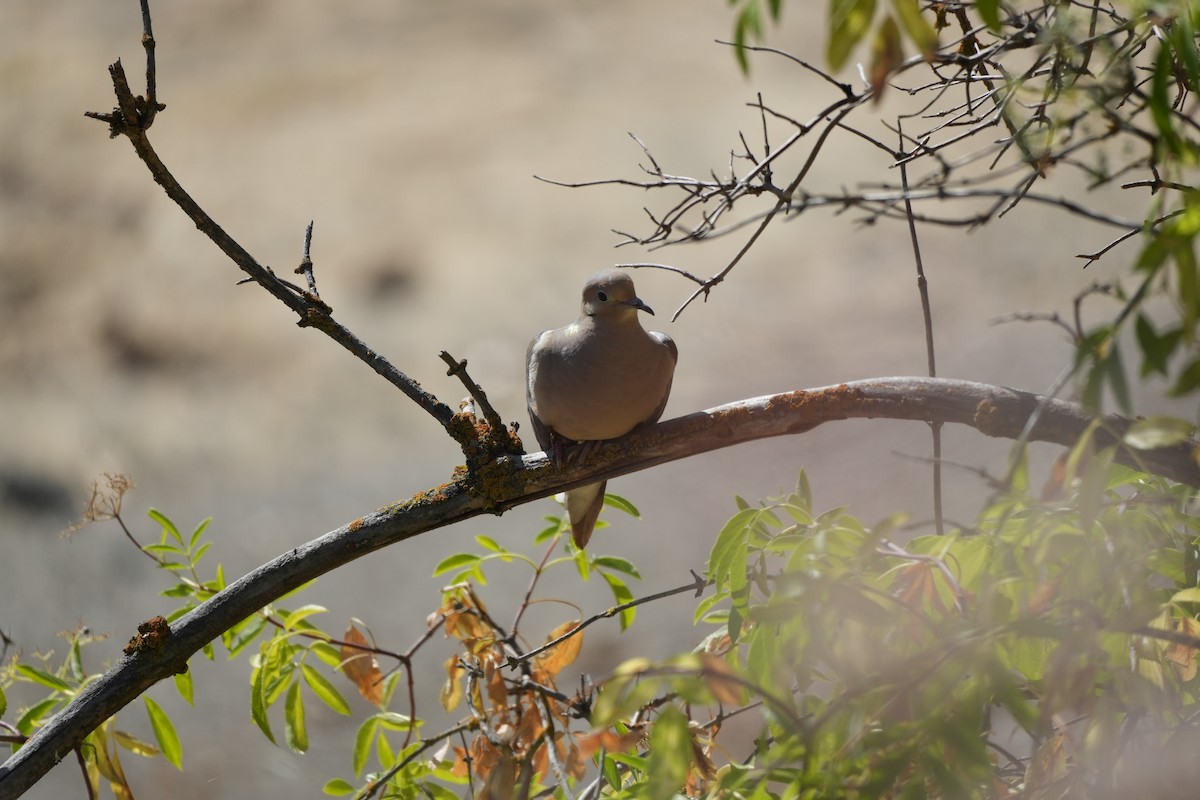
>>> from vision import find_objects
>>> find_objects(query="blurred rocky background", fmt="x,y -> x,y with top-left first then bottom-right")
0,1 -> 1170,796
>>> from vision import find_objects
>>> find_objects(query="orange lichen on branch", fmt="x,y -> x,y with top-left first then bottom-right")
973,397 -> 1005,438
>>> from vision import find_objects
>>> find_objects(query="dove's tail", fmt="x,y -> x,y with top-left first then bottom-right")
566,480 -> 606,549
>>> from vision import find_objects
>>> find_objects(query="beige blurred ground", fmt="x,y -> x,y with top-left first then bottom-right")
0,2 -> 1171,797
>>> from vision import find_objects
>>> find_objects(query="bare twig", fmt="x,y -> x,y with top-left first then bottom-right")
85,47 -> 454,430
293,221 -> 320,297
898,122 -> 944,535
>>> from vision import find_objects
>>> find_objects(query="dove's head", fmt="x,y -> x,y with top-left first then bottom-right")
580,269 -> 654,319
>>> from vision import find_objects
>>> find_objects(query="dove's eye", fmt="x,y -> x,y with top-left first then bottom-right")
596,291 -> 609,302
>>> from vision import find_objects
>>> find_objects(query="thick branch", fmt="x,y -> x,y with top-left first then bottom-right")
2,377 -> 1196,796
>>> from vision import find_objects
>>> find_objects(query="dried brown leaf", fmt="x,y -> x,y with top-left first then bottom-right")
340,625 -> 384,706
700,653 -> 745,706
534,620 -> 583,678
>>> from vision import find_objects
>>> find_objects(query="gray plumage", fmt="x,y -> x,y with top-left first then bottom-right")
526,269 -> 678,548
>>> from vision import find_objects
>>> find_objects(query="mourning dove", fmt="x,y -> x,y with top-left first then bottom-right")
526,269 -> 678,549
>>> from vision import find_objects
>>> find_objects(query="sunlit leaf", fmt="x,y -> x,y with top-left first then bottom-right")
352,716 -> 378,778
302,663 -> 352,715
111,729 -> 158,758
323,778 -> 355,796
1124,416 -> 1196,449
250,661 -> 275,745
285,677 -> 308,753
475,534 -> 504,553
433,552 -> 481,577
602,571 -> 636,630
144,696 -> 183,769
148,508 -> 182,545
282,604 -> 329,631
15,665 -> 72,693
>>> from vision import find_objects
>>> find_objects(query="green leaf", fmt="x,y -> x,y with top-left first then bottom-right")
188,517 -> 212,550
144,696 -> 183,769
282,604 -> 329,631
828,0 -> 877,70
603,493 -> 641,518
1135,314 -> 1182,377
1168,11 -> 1200,94
1150,44 -> 1183,157
795,470 -> 813,511
975,0 -> 1001,32
731,0 -> 763,73
1124,416 -> 1196,449
1104,342 -> 1132,414
1171,587 -> 1200,604
250,662 -> 276,744
432,552 -> 480,577
15,698 -> 60,736
536,518 -> 565,543
602,571 -> 637,630
592,555 -> 643,579
285,677 -> 308,753
708,507 -> 758,587
353,717 -> 379,777
226,613 -> 268,658
377,711 -> 417,731
112,729 -> 159,757
148,508 -> 183,545
376,727 -> 396,768
1172,357 -> 1200,396
646,705 -> 692,800
892,0 -> 937,57
301,664 -> 352,716
323,778 -> 355,796
15,665 -> 73,693
173,669 -> 194,706
0,684 -> 6,718
475,534 -> 504,553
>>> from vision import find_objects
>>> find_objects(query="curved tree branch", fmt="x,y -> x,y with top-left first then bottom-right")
2,376 -> 1197,797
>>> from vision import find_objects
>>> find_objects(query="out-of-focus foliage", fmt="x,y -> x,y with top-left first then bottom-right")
594,452 -> 1200,798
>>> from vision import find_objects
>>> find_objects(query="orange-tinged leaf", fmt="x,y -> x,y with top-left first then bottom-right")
441,655 -> 464,712
340,625 -> 384,706
700,653 -> 746,706
450,745 -> 471,778
575,728 -> 643,759
477,747 -> 515,800
893,561 -> 942,613
486,659 -> 509,710
868,15 -> 904,102
1165,615 -> 1200,681
1028,576 -> 1061,616
560,732 -> 587,780
1025,733 -> 1068,791
534,620 -> 583,678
